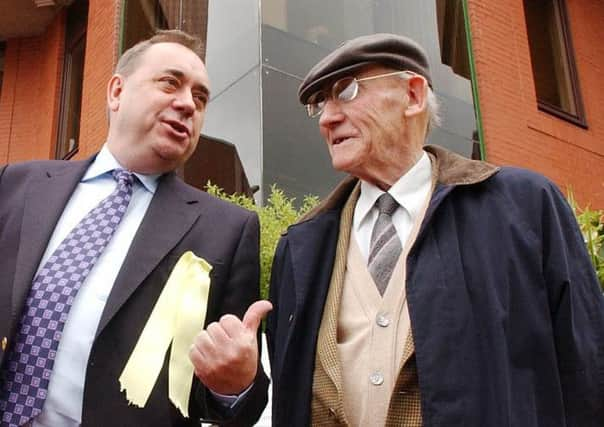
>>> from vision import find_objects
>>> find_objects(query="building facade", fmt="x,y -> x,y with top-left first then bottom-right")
1,0 -> 603,208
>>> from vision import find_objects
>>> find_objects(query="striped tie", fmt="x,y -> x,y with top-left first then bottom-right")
368,193 -> 402,295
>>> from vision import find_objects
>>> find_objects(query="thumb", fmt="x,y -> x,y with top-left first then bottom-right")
242,300 -> 273,331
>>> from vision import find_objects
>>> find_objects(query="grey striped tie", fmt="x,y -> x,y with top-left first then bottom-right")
368,193 -> 402,295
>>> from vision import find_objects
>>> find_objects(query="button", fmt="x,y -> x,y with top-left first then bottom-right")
288,314 -> 294,323
376,313 -> 390,327
1,337 -> 7,351
369,372 -> 384,385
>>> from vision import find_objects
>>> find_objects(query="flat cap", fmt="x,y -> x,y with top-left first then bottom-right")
298,33 -> 432,104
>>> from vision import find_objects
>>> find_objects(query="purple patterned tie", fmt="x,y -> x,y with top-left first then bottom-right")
0,169 -> 134,427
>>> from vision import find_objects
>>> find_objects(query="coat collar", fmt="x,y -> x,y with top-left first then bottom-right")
298,145 -> 500,223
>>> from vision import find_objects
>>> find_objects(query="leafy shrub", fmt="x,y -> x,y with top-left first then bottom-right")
567,191 -> 604,291
206,183 -> 319,299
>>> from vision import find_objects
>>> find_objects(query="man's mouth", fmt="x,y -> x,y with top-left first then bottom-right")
163,119 -> 191,137
332,136 -> 353,145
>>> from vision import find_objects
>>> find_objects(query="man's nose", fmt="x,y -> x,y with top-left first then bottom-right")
172,90 -> 196,115
318,99 -> 345,127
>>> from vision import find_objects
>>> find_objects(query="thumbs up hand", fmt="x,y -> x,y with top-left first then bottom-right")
189,300 -> 272,395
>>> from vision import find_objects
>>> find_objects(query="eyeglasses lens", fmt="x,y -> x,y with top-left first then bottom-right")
333,77 -> 358,102
306,77 -> 359,117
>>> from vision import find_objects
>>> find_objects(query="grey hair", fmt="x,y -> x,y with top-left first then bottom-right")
115,29 -> 202,76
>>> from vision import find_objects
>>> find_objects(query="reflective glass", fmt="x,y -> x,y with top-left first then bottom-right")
261,0 -> 479,201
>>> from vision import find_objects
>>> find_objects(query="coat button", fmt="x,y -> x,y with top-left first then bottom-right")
369,372 -> 384,385
376,313 -> 390,327
1,337 -> 7,351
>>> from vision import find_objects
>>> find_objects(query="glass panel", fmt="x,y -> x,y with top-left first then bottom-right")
261,0 -> 477,202
262,65 -> 345,203
203,0 -> 262,197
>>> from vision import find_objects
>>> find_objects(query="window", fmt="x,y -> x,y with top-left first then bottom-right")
121,0 -> 208,57
436,0 -> 470,79
56,0 -> 89,159
524,0 -> 586,127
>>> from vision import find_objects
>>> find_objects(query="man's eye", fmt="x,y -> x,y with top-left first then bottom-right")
160,77 -> 179,88
193,93 -> 208,108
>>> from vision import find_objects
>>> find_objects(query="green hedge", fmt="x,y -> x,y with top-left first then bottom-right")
206,183 -> 319,300
568,192 -> 604,291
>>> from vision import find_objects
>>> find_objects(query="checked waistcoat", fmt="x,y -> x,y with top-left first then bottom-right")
0,169 -> 134,427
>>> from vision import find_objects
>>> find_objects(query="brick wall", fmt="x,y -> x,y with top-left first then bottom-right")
75,0 -> 120,160
0,0 -> 120,165
468,0 -> 604,208
0,14 -> 64,164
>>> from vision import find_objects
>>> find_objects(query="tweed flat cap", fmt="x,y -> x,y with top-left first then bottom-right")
298,33 -> 432,104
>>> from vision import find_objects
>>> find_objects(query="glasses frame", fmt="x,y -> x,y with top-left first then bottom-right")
306,70 -> 417,118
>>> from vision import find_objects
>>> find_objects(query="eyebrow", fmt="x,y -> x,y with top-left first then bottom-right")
163,68 -> 211,98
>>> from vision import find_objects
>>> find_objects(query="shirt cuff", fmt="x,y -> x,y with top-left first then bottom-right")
208,382 -> 254,409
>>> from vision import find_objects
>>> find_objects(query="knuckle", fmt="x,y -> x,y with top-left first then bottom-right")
206,322 -> 222,335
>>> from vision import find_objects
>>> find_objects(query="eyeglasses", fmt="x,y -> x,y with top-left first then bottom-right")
305,70 -> 416,118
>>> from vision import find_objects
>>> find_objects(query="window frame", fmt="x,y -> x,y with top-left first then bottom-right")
55,1 -> 89,160
525,0 -> 587,128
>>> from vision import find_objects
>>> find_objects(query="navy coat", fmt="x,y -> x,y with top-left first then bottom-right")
266,146 -> 604,426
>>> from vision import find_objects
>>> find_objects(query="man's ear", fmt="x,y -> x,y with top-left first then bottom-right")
107,74 -> 125,112
404,75 -> 428,118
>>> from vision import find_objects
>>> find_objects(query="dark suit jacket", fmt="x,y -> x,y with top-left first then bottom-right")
0,157 -> 268,426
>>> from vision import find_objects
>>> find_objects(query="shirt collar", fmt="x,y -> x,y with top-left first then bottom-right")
83,144 -> 160,194
354,151 -> 432,229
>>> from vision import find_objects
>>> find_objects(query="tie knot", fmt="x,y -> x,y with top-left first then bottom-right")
112,169 -> 134,188
375,193 -> 398,216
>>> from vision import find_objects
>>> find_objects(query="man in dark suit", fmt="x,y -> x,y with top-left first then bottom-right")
0,30 -> 269,426
266,33 -> 604,426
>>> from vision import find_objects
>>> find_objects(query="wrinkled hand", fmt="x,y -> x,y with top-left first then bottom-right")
189,300 -> 272,395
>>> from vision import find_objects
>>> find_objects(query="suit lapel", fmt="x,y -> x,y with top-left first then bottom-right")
12,160 -> 91,321
96,173 -> 202,336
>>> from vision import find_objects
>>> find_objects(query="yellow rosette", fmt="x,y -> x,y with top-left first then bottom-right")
119,251 -> 212,417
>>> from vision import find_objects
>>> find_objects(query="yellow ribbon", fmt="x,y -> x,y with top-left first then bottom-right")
119,251 -> 212,417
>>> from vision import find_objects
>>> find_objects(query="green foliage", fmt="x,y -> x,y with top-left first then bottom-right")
567,191 -> 604,291
206,183 -> 320,299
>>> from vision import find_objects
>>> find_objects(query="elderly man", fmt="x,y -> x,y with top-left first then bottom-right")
266,33 -> 604,426
0,30 -> 269,426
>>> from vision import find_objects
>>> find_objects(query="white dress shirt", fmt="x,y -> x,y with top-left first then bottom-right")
352,152 -> 432,261
32,145 -> 158,427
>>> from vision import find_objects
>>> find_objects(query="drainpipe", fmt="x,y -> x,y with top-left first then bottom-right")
461,0 -> 486,160
118,0 -> 126,54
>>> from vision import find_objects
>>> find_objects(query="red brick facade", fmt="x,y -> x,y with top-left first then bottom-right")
0,13 -> 64,163
467,0 -> 604,207
76,0 -> 120,160
0,0 -> 119,165
0,0 -> 603,206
